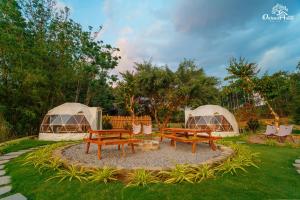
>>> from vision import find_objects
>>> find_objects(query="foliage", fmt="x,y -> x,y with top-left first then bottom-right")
187,164 -> 215,183
0,0 -> 119,137
47,165 -> 88,183
87,167 -> 119,184
22,142 -> 69,173
224,57 -> 299,127
116,60 -> 219,128
126,169 -> 159,187
0,113 -> 10,141
265,138 -> 277,146
247,118 -> 260,133
215,144 -> 259,175
289,68 -> 300,124
159,164 -> 194,184
5,142 -> 300,199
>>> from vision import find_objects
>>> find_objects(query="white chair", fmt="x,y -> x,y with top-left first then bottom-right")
276,125 -> 294,142
264,125 -> 277,137
132,123 -> 142,135
143,124 -> 152,135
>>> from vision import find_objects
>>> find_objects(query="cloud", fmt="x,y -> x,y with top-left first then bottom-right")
98,0 -> 300,77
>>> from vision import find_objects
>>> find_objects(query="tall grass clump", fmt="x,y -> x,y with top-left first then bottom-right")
87,167 -> 119,184
22,142 -> 70,173
126,169 -> 158,187
159,164 -> 194,184
216,144 -> 259,175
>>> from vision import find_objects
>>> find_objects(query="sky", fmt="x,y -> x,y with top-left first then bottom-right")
57,0 -> 300,78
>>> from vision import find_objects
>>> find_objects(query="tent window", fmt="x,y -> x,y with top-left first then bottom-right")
39,114 -> 91,133
186,115 -> 233,132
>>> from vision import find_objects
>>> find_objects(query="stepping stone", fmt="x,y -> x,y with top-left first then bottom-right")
297,170 -> 300,174
0,155 -> 19,161
0,176 -> 10,186
295,159 -> 300,164
0,161 -> 9,165
0,185 -> 12,195
0,193 -> 27,200
0,166 -> 4,170
293,164 -> 300,169
0,170 -> 5,176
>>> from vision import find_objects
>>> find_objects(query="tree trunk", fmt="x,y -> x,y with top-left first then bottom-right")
85,85 -> 92,105
75,80 -> 81,102
265,100 -> 280,128
129,95 -> 135,123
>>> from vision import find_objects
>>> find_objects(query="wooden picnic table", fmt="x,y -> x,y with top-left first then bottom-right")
84,129 -> 141,159
160,128 -> 221,153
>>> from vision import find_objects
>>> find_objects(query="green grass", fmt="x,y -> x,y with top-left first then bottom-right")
3,140 -> 300,200
0,139 -> 54,154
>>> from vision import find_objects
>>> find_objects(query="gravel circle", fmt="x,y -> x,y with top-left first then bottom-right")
61,139 -> 223,170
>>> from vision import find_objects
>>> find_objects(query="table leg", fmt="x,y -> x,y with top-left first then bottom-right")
131,143 -> 135,153
170,139 -> 174,146
209,140 -> 217,151
118,145 -> 120,150
192,143 -> 196,153
97,144 -> 102,160
85,142 -> 90,154
122,144 -> 125,157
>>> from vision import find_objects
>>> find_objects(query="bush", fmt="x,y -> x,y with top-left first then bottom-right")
159,164 -> 194,184
215,144 -> 259,175
0,113 -> 10,142
187,164 -> 215,183
47,165 -> 88,183
87,167 -> 119,184
247,118 -> 260,133
126,169 -> 158,187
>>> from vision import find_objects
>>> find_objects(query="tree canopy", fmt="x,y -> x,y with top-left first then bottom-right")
0,0 -> 119,137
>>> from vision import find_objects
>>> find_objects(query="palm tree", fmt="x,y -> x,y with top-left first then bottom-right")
225,57 -> 280,128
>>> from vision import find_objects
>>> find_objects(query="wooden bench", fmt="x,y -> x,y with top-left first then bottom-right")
84,137 -> 141,159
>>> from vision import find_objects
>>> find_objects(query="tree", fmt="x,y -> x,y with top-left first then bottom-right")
115,71 -> 138,119
289,66 -> 300,124
0,0 -> 119,136
130,59 -> 219,129
225,57 -> 282,128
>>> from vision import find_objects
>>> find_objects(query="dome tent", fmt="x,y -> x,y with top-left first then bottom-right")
185,105 -> 239,137
39,103 -> 102,141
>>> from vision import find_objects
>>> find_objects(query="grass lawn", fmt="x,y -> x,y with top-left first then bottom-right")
0,138 -> 54,154
3,139 -> 300,200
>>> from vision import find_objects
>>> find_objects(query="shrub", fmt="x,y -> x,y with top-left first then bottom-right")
47,165 -> 88,183
159,164 -> 194,184
22,142 -> 70,173
0,113 -> 10,142
265,138 -> 277,146
247,118 -> 260,133
87,167 -> 119,184
102,115 -> 113,129
187,164 -> 215,183
126,169 -> 158,187
215,144 -> 259,175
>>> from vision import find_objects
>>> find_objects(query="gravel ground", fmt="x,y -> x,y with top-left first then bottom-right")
62,140 -> 222,169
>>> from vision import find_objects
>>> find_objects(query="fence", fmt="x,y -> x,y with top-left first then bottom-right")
108,116 -> 151,129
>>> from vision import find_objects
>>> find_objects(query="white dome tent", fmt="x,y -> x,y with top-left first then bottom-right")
185,105 -> 239,137
39,103 -> 102,141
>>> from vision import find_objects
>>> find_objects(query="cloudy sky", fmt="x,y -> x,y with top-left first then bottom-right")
58,0 -> 300,78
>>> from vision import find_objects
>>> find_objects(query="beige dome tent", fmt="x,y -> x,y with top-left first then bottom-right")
185,105 -> 239,137
39,103 -> 102,141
